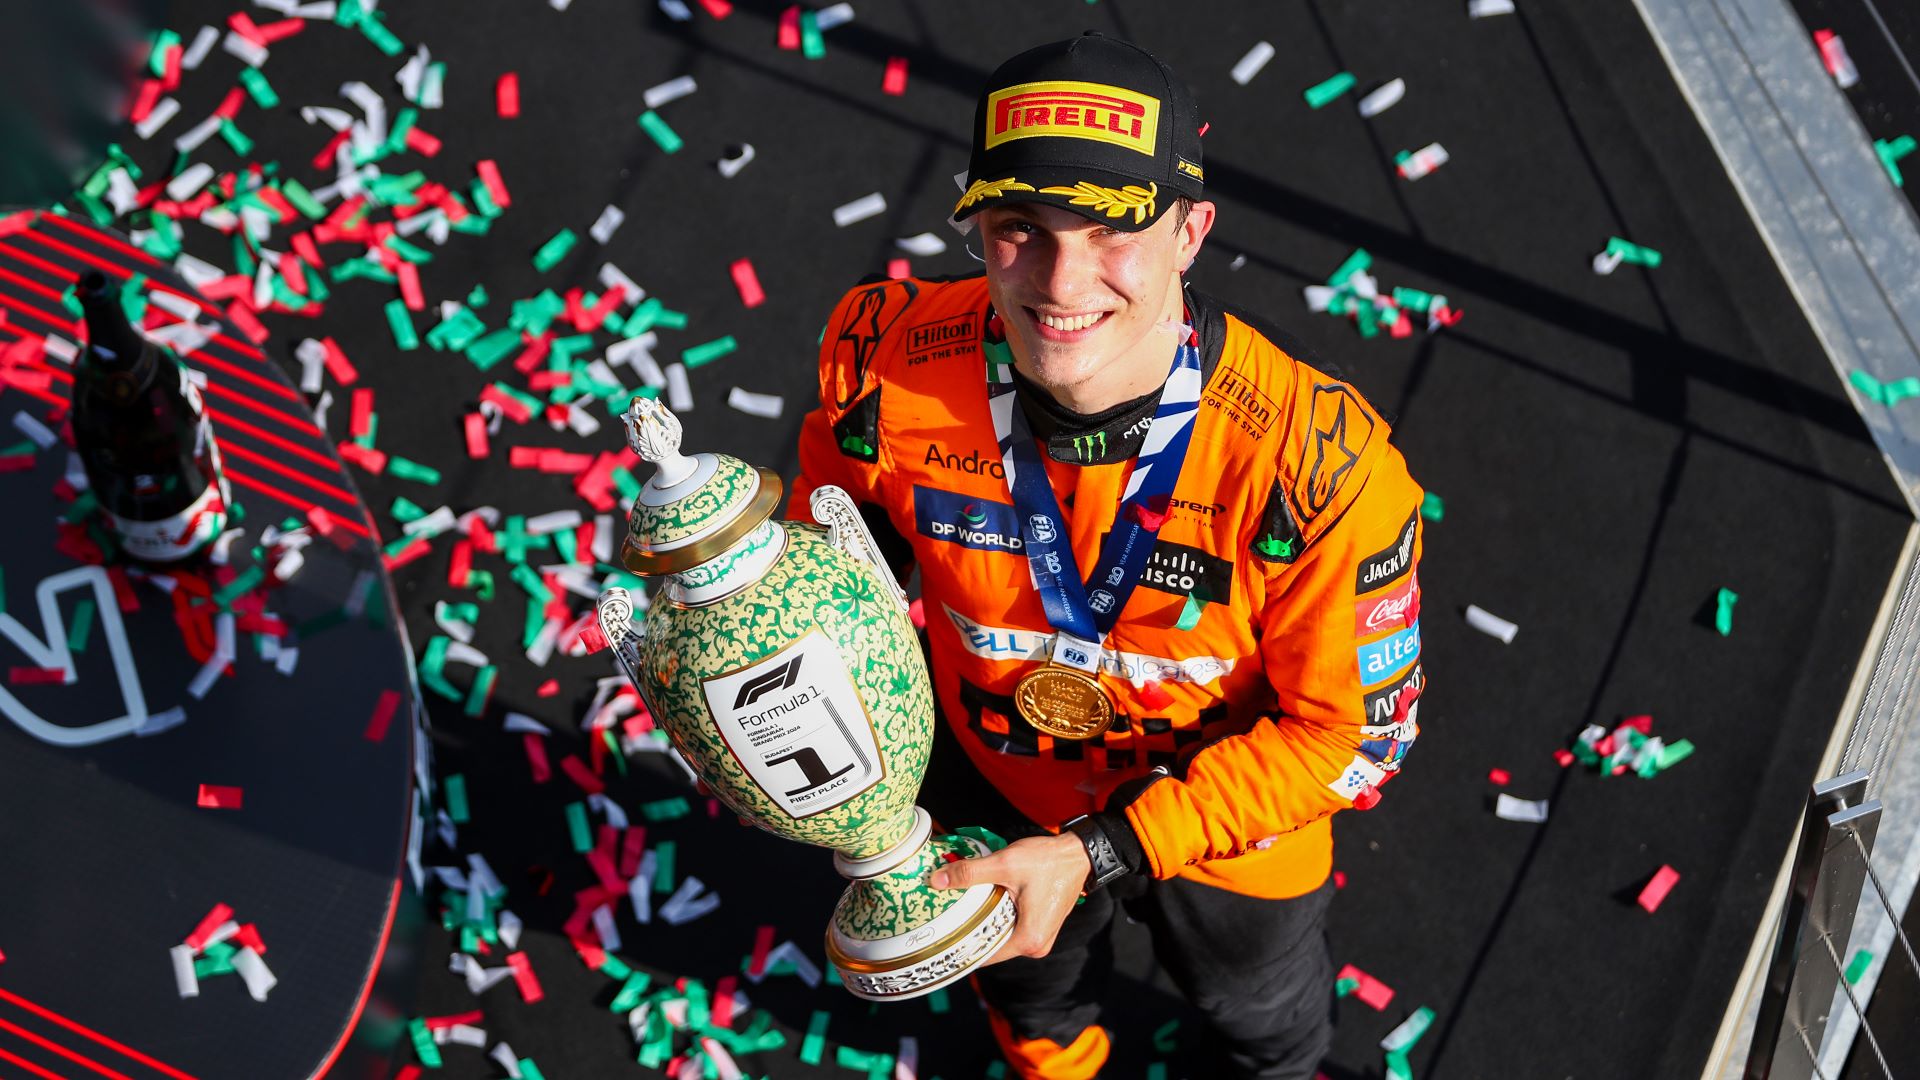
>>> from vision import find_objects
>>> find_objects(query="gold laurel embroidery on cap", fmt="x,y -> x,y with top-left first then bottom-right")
1037,180 -> 1159,224
954,177 -> 1036,214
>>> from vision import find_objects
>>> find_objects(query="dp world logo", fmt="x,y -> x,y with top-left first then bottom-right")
732,655 -> 803,709
961,503 -> 989,527
1028,515 -> 1057,543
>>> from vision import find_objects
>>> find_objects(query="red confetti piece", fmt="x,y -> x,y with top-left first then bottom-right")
196,783 -> 244,810
479,384 -> 532,423
1488,768 -> 1510,786
233,923 -> 268,954
618,827 -> 647,879
404,125 -> 442,157
537,679 -> 561,698
397,261 -> 424,311
496,72 -> 520,118
560,754 -> 606,796
907,597 -> 925,629
698,0 -> 732,17
424,1010 -> 484,1031
396,1068 -> 420,1080
254,17 -> 304,44
586,848 -> 624,896
1619,714 -> 1653,735
711,975 -> 738,1028
729,258 -> 766,308
337,442 -> 388,474
9,667 -> 66,685
1553,748 -> 1576,768
463,412 -> 490,459
748,924 -> 776,978
1352,784 -> 1382,811
886,258 -> 911,280
384,536 -> 432,571
523,732 -> 552,783
349,388 -> 375,439
507,951 -> 544,1003
777,5 -> 800,47
475,160 -> 511,209
316,337 -> 356,385
0,455 -> 34,473
364,689 -> 401,742
1137,680 -> 1174,710
225,300 -> 269,344
184,903 -> 234,951
227,11 -> 267,46
1638,865 -> 1680,913
883,57 -> 909,96
1335,963 -> 1396,1010
1333,870 -> 1347,889
129,80 -> 163,124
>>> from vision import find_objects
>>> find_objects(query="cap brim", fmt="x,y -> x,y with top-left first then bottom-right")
952,166 -> 1172,233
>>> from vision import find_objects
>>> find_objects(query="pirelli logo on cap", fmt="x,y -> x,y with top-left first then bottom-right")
985,80 -> 1161,156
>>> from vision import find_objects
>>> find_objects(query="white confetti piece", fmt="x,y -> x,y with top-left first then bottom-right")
592,903 -> 622,951
233,947 -> 278,1002
1231,42 -> 1276,86
1357,78 -> 1406,118
171,944 -> 200,998
1464,604 -> 1518,643
895,232 -> 947,256
1592,248 -> 1624,275
1495,794 -> 1549,822
181,26 -> 219,69
222,30 -> 268,67
137,707 -> 188,737
727,387 -> 783,419
660,877 -> 721,925
13,412 -> 56,449
666,362 -> 693,411
1469,0 -> 1516,15
300,105 -> 353,131
717,143 -> 756,179
643,75 -> 698,110
1397,142 -> 1449,181
832,192 -> 887,227
135,98 -> 181,140
815,2 -> 854,30
526,510 -> 582,535
446,1023 -> 488,1048
659,0 -> 692,20
590,205 -> 626,244
173,115 -> 223,155
166,162 -> 215,201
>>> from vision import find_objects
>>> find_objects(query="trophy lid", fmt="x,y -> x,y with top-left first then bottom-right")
618,398 -> 783,576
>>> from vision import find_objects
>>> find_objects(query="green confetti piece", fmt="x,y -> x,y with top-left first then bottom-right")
1146,1065 -> 1167,1080
1336,976 -> 1361,997
800,9 -> 826,58
653,839 -> 677,892
1151,1019 -> 1179,1053
1845,948 -> 1874,985
213,566 -> 266,608
147,29 -> 181,77
239,67 -> 280,109
466,285 -> 489,308
409,1017 -> 443,1067
1328,248 -> 1372,287
386,108 -> 418,155
1713,587 -> 1737,636
388,456 -> 442,485
510,563 -> 553,602
604,727 -> 627,777
444,774 -> 470,822
465,328 -> 521,371
1175,593 -> 1205,631
517,1060 -> 546,1080
1381,1005 -> 1435,1053
1391,286 -> 1435,313
391,497 -> 425,523
637,110 -> 684,154
799,1010 -> 830,1066
385,299 -> 419,350
565,801 -> 593,852
928,987 -> 950,1014
193,952 -> 234,977
282,179 -> 324,219
533,229 -> 578,273
1304,71 -> 1356,108
836,1047 -> 884,1070
986,1064 -> 1007,1079
1656,738 -> 1694,771
1877,136 -> 1916,187
66,598 -> 95,651
683,336 -> 737,369
383,229 -> 433,263
1420,492 -> 1444,522
464,665 -> 497,718
653,305 -> 689,331
1604,236 -> 1663,268
1385,1049 -> 1413,1080
610,971 -> 653,1011
599,953 -> 633,979
1850,369 -> 1920,407
642,796 -> 692,822
218,118 -> 254,157
355,6 -> 405,55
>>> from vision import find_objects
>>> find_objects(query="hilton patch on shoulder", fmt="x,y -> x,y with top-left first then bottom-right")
985,80 -> 1161,156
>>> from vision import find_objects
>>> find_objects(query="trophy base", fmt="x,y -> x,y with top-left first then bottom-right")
824,808 -> 1019,1001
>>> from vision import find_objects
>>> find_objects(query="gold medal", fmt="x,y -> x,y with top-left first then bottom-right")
1013,664 -> 1115,740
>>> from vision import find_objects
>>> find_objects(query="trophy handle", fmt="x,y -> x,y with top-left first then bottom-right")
809,485 -> 908,611
595,587 -> 647,687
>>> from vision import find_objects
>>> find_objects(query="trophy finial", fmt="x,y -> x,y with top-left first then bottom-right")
623,398 -> 697,488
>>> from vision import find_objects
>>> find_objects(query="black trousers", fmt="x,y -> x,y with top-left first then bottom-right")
920,719 -> 1336,1080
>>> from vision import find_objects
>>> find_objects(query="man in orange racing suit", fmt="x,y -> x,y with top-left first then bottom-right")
792,32 -> 1426,1080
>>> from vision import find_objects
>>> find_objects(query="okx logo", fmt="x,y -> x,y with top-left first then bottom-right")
914,486 -> 1025,552
732,655 -> 803,709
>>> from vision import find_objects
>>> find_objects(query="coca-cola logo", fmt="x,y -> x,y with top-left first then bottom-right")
1355,572 -> 1419,636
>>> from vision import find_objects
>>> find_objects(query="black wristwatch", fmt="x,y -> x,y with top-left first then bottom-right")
1063,814 -> 1132,894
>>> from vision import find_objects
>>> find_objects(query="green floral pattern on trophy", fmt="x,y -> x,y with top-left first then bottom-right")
674,520 -> 780,592
628,454 -> 757,546
642,522 -> 932,859
833,832 -> 980,942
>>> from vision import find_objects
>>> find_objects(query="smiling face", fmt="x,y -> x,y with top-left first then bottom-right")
979,199 -> 1216,413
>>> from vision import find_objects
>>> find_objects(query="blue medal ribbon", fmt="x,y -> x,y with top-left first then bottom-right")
983,315 -> 1203,670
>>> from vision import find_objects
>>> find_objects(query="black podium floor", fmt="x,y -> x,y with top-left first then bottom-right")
17,0 -> 1917,1077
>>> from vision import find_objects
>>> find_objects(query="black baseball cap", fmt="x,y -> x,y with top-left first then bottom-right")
953,32 -> 1204,233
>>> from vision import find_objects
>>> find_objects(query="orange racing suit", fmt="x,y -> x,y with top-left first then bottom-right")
792,273 -> 1426,903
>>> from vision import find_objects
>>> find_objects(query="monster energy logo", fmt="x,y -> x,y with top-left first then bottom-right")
1070,431 -> 1108,461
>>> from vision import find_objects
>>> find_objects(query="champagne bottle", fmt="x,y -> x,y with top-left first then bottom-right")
73,271 -> 230,563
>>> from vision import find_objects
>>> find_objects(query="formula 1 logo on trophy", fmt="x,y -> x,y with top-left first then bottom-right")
594,399 -> 1016,1000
